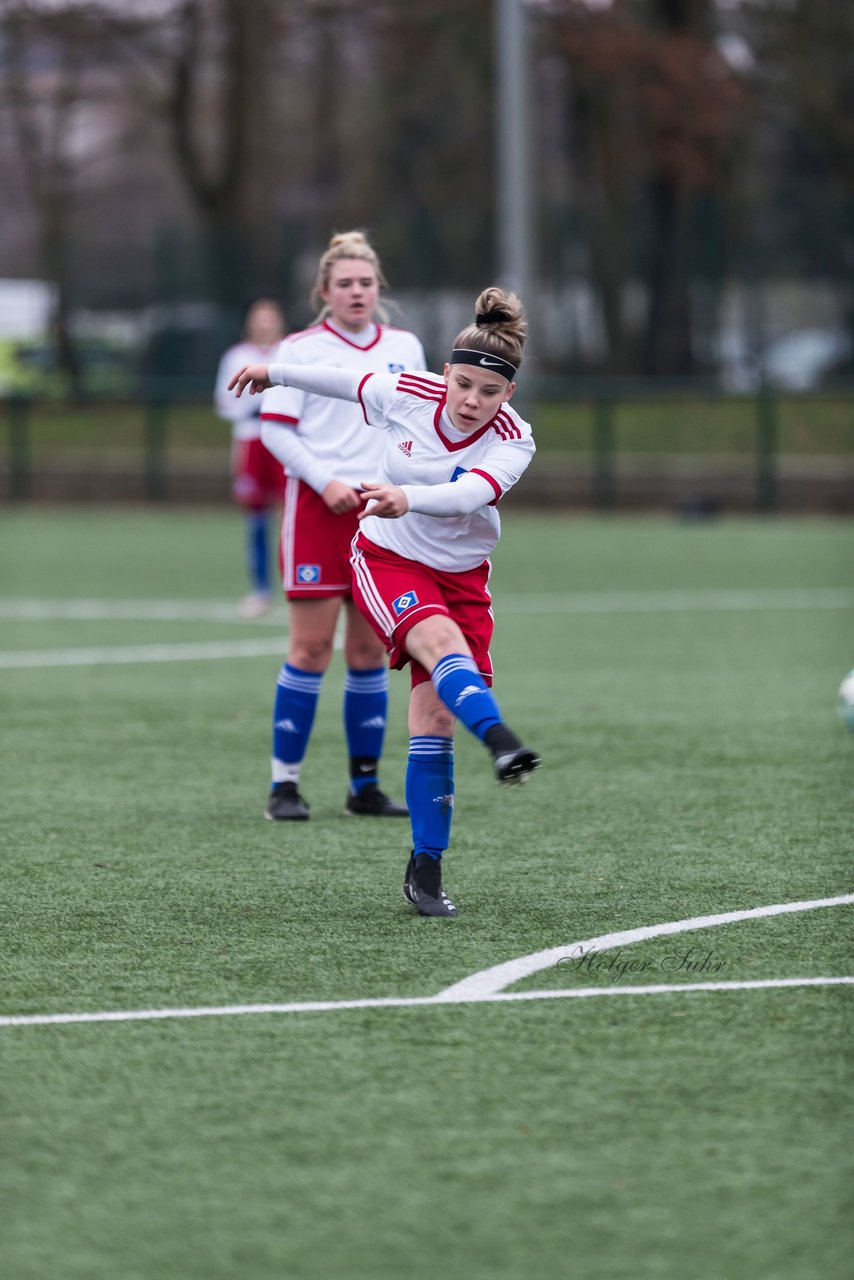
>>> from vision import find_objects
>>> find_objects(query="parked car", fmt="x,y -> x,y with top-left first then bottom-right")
762,328 -> 852,391
712,327 -> 851,392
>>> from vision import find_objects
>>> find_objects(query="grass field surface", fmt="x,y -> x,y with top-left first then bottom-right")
1,509 -> 852,1279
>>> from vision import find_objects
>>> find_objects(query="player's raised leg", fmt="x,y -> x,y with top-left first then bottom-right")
404,615 -> 540,786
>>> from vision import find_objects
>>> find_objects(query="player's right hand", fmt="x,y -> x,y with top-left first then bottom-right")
322,479 -> 362,514
229,365 -> 272,397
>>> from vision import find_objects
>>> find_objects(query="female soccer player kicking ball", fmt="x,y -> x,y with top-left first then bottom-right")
231,288 -> 540,917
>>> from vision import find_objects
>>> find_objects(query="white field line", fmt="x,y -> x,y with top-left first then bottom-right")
437,893 -> 854,1000
0,600 -> 288,625
0,638 -> 295,668
0,587 -> 851,627
495,587 -> 854,615
1,588 -> 850,669
1,898 -> 851,1030
1,978 -> 852,1030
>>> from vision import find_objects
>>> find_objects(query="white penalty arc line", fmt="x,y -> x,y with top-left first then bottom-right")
1,896 -> 852,1030
1,978 -> 852,1030
437,893 -> 854,1000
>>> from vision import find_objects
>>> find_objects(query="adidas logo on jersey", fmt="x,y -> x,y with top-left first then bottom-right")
360,716 -> 386,729
275,718 -> 299,732
397,440 -> 413,456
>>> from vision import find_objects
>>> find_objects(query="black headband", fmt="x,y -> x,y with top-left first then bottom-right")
450,347 -> 517,381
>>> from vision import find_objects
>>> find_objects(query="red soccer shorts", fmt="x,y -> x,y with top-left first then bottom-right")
350,532 -> 494,688
279,477 -> 360,599
232,437 -> 286,508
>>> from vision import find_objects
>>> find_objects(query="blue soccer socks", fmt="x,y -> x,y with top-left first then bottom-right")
271,664 -> 323,783
430,653 -> 503,741
406,736 -> 454,860
247,510 -> 270,593
344,667 -> 389,793
272,664 -> 392,792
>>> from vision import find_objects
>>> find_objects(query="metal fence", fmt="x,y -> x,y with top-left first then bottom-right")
3,380 -> 853,513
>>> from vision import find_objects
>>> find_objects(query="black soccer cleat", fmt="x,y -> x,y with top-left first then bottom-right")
404,852 -> 458,918
345,784 -> 408,817
264,781 -> 310,821
484,722 -> 541,787
493,745 -> 541,787
403,854 -> 417,906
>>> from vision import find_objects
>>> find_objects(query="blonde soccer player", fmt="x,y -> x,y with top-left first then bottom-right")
258,231 -> 426,822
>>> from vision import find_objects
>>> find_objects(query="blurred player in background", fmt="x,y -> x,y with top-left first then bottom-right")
214,296 -> 286,618
230,287 -> 540,917
258,230 -> 427,822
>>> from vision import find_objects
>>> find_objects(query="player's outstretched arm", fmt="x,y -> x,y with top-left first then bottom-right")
229,365 -> 272,397
233,361 -> 371,405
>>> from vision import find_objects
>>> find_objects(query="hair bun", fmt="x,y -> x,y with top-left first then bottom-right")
476,308 -> 512,327
453,286 -> 527,372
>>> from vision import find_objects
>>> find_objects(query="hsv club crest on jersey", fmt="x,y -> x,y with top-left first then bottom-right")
392,591 -> 419,616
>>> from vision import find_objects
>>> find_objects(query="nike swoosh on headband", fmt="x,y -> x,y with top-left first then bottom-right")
449,348 -> 518,379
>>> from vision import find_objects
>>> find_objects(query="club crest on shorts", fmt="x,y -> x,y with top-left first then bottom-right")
392,590 -> 419,616
297,564 -> 320,584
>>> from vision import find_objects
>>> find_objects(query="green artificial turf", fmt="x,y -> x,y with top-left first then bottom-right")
0,510 -> 852,1279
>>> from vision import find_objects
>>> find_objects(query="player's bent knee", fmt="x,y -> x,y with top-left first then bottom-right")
409,705 -> 454,738
289,639 -> 334,670
405,615 -> 469,668
344,640 -> 387,668
408,679 -> 455,738
425,707 -> 455,737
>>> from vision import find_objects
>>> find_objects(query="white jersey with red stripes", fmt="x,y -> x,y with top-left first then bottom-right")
356,370 -> 535,572
214,340 -> 281,442
260,321 -> 426,487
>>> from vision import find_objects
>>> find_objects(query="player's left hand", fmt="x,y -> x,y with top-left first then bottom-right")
229,365 -> 272,397
357,482 -> 409,520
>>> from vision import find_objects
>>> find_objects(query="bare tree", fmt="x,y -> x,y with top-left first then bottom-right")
158,0 -> 278,305
552,0 -> 744,374
0,2 -> 93,385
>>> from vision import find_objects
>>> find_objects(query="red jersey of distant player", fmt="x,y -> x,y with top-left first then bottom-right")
215,337 -> 286,508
